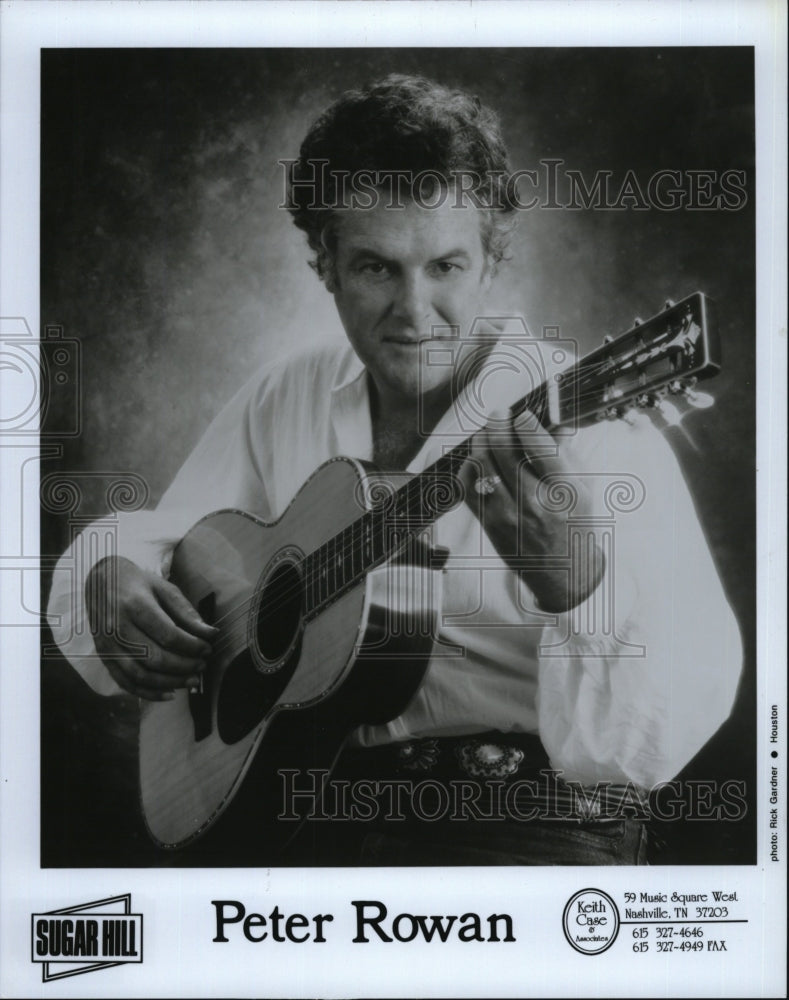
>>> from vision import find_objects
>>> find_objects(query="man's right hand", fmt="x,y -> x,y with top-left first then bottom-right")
86,556 -> 217,701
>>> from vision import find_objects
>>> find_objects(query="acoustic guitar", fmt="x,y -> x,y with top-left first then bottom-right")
138,292 -> 719,851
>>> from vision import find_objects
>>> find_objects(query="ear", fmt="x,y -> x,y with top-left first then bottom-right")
318,218 -> 340,293
481,256 -> 495,292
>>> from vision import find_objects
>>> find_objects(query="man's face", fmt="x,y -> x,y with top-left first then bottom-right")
331,196 -> 492,415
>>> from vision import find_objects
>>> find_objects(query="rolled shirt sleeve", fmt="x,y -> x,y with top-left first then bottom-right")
46,367 -> 275,697
536,414 -> 743,788
46,339 -> 744,787
46,510 -> 197,696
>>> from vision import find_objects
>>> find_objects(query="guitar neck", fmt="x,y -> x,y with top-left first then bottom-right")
302,292 -> 718,618
301,443 -> 471,619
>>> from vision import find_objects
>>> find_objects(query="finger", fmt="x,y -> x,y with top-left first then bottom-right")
120,623 -> 208,678
456,438 -> 493,504
103,657 -> 177,701
464,427 -> 520,500
154,579 -> 219,640
509,406 -> 556,445
470,431 -> 554,497
136,686 -> 178,703
131,593 -> 214,657
108,654 -> 201,694
457,437 -> 518,544
508,409 -> 567,479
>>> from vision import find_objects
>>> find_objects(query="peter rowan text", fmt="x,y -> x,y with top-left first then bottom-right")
212,900 -> 516,944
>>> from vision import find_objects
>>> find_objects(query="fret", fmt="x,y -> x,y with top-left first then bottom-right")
337,532 -> 344,588
312,552 -> 319,608
372,519 -> 386,565
306,551 -> 317,617
407,477 -> 426,527
340,525 -> 350,587
299,292 -> 717,618
307,395 -> 544,615
334,531 -> 343,590
329,533 -> 337,596
349,521 -> 358,580
320,546 -> 328,605
302,553 -> 310,616
363,515 -> 373,567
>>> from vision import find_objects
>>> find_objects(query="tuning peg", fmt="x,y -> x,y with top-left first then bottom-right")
653,398 -> 702,454
684,389 -> 715,409
633,317 -> 643,327
654,398 -> 682,426
635,387 -> 668,409
664,299 -> 675,309
620,406 -> 640,426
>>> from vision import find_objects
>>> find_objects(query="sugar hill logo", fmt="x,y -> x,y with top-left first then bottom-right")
562,888 -> 620,955
30,893 -> 143,982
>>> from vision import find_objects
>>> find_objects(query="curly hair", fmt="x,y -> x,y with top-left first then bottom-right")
286,74 -> 518,285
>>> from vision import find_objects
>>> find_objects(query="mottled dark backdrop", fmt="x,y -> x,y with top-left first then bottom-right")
41,48 -> 755,865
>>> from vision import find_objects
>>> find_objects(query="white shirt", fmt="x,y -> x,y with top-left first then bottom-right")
47,336 -> 742,787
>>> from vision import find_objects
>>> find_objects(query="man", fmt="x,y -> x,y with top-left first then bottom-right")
47,74 -> 742,865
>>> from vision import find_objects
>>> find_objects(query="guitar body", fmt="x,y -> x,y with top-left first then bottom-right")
137,292 -> 719,855
138,457 -> 440,851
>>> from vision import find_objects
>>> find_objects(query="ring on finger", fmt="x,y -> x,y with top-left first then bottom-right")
474,474 -> 502,496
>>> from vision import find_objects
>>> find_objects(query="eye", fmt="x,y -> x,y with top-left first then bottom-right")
358,261 -> 389,276
431,260 -> 462,276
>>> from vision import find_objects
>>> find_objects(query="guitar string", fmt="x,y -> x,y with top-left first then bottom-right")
202,336 -> 687,647
199,445 -> 485,661
195,344 -> 668,636
202,451 -> 470,660
193,369 -> 687,663
184,340 -> 698,663
188,361 -> 685,661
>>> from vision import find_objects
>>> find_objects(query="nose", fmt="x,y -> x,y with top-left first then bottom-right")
392,272 -> 431,333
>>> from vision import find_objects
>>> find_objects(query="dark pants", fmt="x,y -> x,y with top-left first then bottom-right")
355,818 -> 648,866
284,732 -> 650,867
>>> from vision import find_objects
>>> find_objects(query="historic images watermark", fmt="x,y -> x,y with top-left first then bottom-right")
278,159 -> 748,213
278,768 -> 748,825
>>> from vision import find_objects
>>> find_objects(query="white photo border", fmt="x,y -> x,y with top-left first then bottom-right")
1,2 -> 786,998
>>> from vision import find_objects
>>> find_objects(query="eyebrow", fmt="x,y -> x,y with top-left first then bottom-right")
432,248 -> 473,262
345,247 -> 473,265
345,248 -> 390,265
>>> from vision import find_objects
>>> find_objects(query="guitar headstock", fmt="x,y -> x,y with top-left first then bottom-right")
552,292 -> 719,428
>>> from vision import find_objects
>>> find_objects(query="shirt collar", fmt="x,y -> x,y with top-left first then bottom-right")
327,319 -> 552,469
330,345 -> 367,395
328,318 -> 535,404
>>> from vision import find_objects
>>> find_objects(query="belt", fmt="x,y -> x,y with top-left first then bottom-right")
342,731 -> 551,780
335,732 -> 644,824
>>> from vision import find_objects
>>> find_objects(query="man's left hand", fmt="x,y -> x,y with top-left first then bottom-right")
459,410 -> 606,613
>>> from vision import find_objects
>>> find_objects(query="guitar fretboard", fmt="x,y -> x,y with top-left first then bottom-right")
300,380 -> 551,618
301,442 -> 471,618
299,291 -> 715,618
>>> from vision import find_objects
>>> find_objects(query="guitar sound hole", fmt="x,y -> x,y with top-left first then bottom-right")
257,561 -> 302,665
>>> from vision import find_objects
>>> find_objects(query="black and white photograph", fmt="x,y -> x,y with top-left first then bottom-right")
40,46 -> 755,869
0,2 -> 785,997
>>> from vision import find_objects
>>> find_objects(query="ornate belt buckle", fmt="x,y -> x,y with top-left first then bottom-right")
397,738 -> 440,772
457,740 -> 524,779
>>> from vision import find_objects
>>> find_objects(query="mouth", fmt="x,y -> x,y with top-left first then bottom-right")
384,333 -> 456,346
